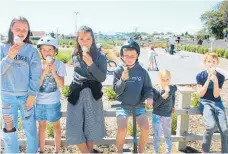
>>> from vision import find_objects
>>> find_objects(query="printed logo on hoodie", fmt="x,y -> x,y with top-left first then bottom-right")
127,76 -> 142,82
14,54 -> 29,64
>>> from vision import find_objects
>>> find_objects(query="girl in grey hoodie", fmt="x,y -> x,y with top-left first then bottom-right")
0,17 -> 41,153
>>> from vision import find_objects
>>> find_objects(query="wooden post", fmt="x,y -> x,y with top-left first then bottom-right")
175,86 -> 195,151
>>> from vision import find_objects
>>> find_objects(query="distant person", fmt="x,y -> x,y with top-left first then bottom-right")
176,36 -> 180,44
198,39 -> 203,45
148,46 -> 155,71
168,35 -> 175,55
225,32 -> 228,42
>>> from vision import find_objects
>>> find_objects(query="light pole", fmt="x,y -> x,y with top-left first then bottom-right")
74,12 -> 79,34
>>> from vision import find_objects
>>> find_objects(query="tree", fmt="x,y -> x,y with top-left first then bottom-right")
194,29 -> 207,40
201,10 -> 226,39
220,1 -> 228,26
200,1 -> 228,38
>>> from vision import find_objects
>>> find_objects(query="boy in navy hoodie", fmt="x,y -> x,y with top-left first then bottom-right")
113,39 -> 153,153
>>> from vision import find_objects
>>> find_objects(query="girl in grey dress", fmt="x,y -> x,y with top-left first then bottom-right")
66,26 -> 107,153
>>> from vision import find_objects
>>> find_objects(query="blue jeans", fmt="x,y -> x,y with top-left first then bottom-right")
152,114 -> 172,153
170,44 -> 174,55
199,99 -> 228,153
1,94 -> 38,153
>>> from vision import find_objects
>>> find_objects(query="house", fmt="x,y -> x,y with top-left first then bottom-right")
30,31 -> 46,40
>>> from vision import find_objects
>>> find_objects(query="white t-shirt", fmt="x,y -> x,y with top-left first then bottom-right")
169,37 -> 175,45
148,49 -> 155,58
36,59 -> 67,104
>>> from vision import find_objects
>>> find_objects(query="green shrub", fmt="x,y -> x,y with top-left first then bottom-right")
103,87 -> 117,100
171,114 -> 177,135
203,47 -> 209,54
192,46 -> 197,52
216,48 -> 225,57
191,93 -> 200,108
47,122 -> 54,138
55,51 -> 72,63
69,41 -> 73,46
224,49 -> 228,59
62,86 -> 70,97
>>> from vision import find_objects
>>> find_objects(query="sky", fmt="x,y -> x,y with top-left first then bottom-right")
0,0 -> 221,35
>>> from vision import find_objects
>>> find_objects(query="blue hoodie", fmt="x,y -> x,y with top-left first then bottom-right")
113,62 -> 153,106
0,43 -> 42,96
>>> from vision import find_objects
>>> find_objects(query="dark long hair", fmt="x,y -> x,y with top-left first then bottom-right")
6,16 -> 32,45
73,26 -> 98,57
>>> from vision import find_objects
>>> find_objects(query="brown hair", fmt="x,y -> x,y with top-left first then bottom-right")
73,26 -> 97,57
6,16 -> 32,45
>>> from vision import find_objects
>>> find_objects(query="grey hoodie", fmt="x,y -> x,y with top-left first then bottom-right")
72,48 -> 107,83
113,62 -> 153,106
0,43 -> 42,96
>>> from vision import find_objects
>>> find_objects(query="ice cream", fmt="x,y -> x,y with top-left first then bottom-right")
208,67 -> 216,75
14,36 -> 21,44
82,46 -> 89,53
165,86 -> 170,93
46,56 -> 53,64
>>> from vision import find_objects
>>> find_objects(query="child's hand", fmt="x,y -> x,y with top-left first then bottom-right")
82,52 -> 93,66
50,64 -> 57,75
43,64 -> 51,76
24,96 -> 35,110
210,74 -> 218,83
146,99 -> 153,109
162,92 -> 169,99
165,86 -> 170,93
172,108 -> 175,113
121,67 -> 129,81
8,44 -> 20,60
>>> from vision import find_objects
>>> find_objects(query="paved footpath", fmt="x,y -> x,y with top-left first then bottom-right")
65,48 -> 228,86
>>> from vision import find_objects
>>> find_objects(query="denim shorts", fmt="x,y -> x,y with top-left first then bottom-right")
116,107 -> 146,117
35,103 -> 61,122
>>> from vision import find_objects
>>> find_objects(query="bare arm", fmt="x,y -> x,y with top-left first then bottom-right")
197,78 -> 210,97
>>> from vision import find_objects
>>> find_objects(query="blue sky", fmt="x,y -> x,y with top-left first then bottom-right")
0,0 -> 220,35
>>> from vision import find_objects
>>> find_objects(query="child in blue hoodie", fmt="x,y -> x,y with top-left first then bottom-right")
113,39 -> 153,153
0,17 -> 41,153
